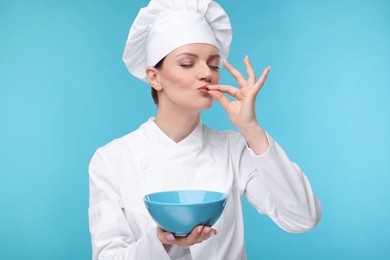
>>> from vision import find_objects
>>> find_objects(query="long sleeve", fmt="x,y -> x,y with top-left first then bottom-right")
88,149 -> 192,260
239,133 -> 322,233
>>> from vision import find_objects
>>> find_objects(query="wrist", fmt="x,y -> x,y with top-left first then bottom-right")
239,124 -> 269,155
238,122 -> 264,137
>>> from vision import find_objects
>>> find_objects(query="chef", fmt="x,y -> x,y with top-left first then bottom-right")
88,0 -> 322,259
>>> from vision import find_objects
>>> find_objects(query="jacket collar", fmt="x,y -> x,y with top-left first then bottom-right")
142,117 -> 204,150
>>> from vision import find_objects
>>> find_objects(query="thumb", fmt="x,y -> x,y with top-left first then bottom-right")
157,228 -> 176,245
208,90 -> 231,110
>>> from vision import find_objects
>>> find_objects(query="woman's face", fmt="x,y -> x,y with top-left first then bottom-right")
155,43 -> 221,112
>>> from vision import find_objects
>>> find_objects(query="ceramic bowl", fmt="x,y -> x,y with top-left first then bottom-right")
143,190 -> 227,236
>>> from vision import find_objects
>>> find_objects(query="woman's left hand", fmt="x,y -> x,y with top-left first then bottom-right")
207,56 -> 270,133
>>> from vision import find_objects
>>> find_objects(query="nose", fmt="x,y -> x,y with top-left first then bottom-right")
197,62 -> 212,83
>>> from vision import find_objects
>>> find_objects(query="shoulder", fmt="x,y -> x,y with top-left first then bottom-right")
91,124 -> 145,163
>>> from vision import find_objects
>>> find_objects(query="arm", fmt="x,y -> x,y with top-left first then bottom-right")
89,201 -> 168,259
208,57 -> 321,232
89,149 -> 187,259
244,133 -> 322,232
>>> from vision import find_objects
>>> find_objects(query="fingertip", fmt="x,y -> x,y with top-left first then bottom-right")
166,234 -> 175,241
197,226 -> 204,234
204,227 -> 211,234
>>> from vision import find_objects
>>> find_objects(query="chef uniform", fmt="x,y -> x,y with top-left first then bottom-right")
88,0 -> 322,259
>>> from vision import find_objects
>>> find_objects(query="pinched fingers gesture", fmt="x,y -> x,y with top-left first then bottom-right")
207,56 -> 271,131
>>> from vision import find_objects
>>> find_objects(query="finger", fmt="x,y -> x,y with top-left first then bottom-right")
223,59 -> 246,87
157,230 -> 176,245
255,66 -> 271,92
200,227 -> 217,241
173,225 -> 203,246
244,56 -> 256,85
195,225 -> 207,243
207,84 -> 239,98
208,90 -> 231,110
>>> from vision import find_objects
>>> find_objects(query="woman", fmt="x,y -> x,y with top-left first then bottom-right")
88,0 -> 322,259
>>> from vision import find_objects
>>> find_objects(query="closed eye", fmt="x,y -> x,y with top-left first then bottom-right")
180,63 -> 194,68
208,65 -> 220,71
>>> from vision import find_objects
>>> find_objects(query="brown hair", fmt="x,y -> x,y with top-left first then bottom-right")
151,57 -> 165,105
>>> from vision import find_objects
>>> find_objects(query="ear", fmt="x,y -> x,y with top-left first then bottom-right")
146,66 -> 162,91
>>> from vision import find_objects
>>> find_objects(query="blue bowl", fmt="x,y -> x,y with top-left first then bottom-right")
144,190 -> 227,236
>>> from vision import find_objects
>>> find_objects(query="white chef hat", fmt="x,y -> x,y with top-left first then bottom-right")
122,0 -> 232,83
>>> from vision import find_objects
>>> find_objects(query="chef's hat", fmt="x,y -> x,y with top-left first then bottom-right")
122,0 -> 232,83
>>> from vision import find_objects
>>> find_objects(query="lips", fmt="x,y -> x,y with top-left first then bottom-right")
198,85 -> 210,94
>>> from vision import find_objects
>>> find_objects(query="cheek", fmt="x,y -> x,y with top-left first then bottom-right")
159,72 -> 193,100
162,68 -> 192,86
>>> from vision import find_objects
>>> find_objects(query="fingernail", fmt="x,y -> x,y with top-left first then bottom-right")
205,227 -> 211,234
197,226 -> 203,233
210,230 -> 216,235
166,234 -> 175,241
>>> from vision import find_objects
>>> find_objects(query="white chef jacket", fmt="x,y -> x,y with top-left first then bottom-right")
88,118 -> 321,260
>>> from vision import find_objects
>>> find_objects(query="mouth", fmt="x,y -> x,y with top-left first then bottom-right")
198,85 -> 210,95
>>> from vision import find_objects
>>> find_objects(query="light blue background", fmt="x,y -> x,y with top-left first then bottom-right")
1,0 -> 389,259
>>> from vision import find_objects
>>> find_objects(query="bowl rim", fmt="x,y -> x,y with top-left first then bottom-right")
143,190 -> 228,206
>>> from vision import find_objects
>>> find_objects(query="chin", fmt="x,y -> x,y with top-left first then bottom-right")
198,99 -> 214,110
177,95 -> 213,111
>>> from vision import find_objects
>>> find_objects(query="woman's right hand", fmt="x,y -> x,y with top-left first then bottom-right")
157,226 -> 217,251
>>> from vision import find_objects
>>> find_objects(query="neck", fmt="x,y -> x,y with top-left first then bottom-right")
154,107 -> 201,143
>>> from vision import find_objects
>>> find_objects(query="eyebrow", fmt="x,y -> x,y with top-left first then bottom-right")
176,52 -> 221,59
